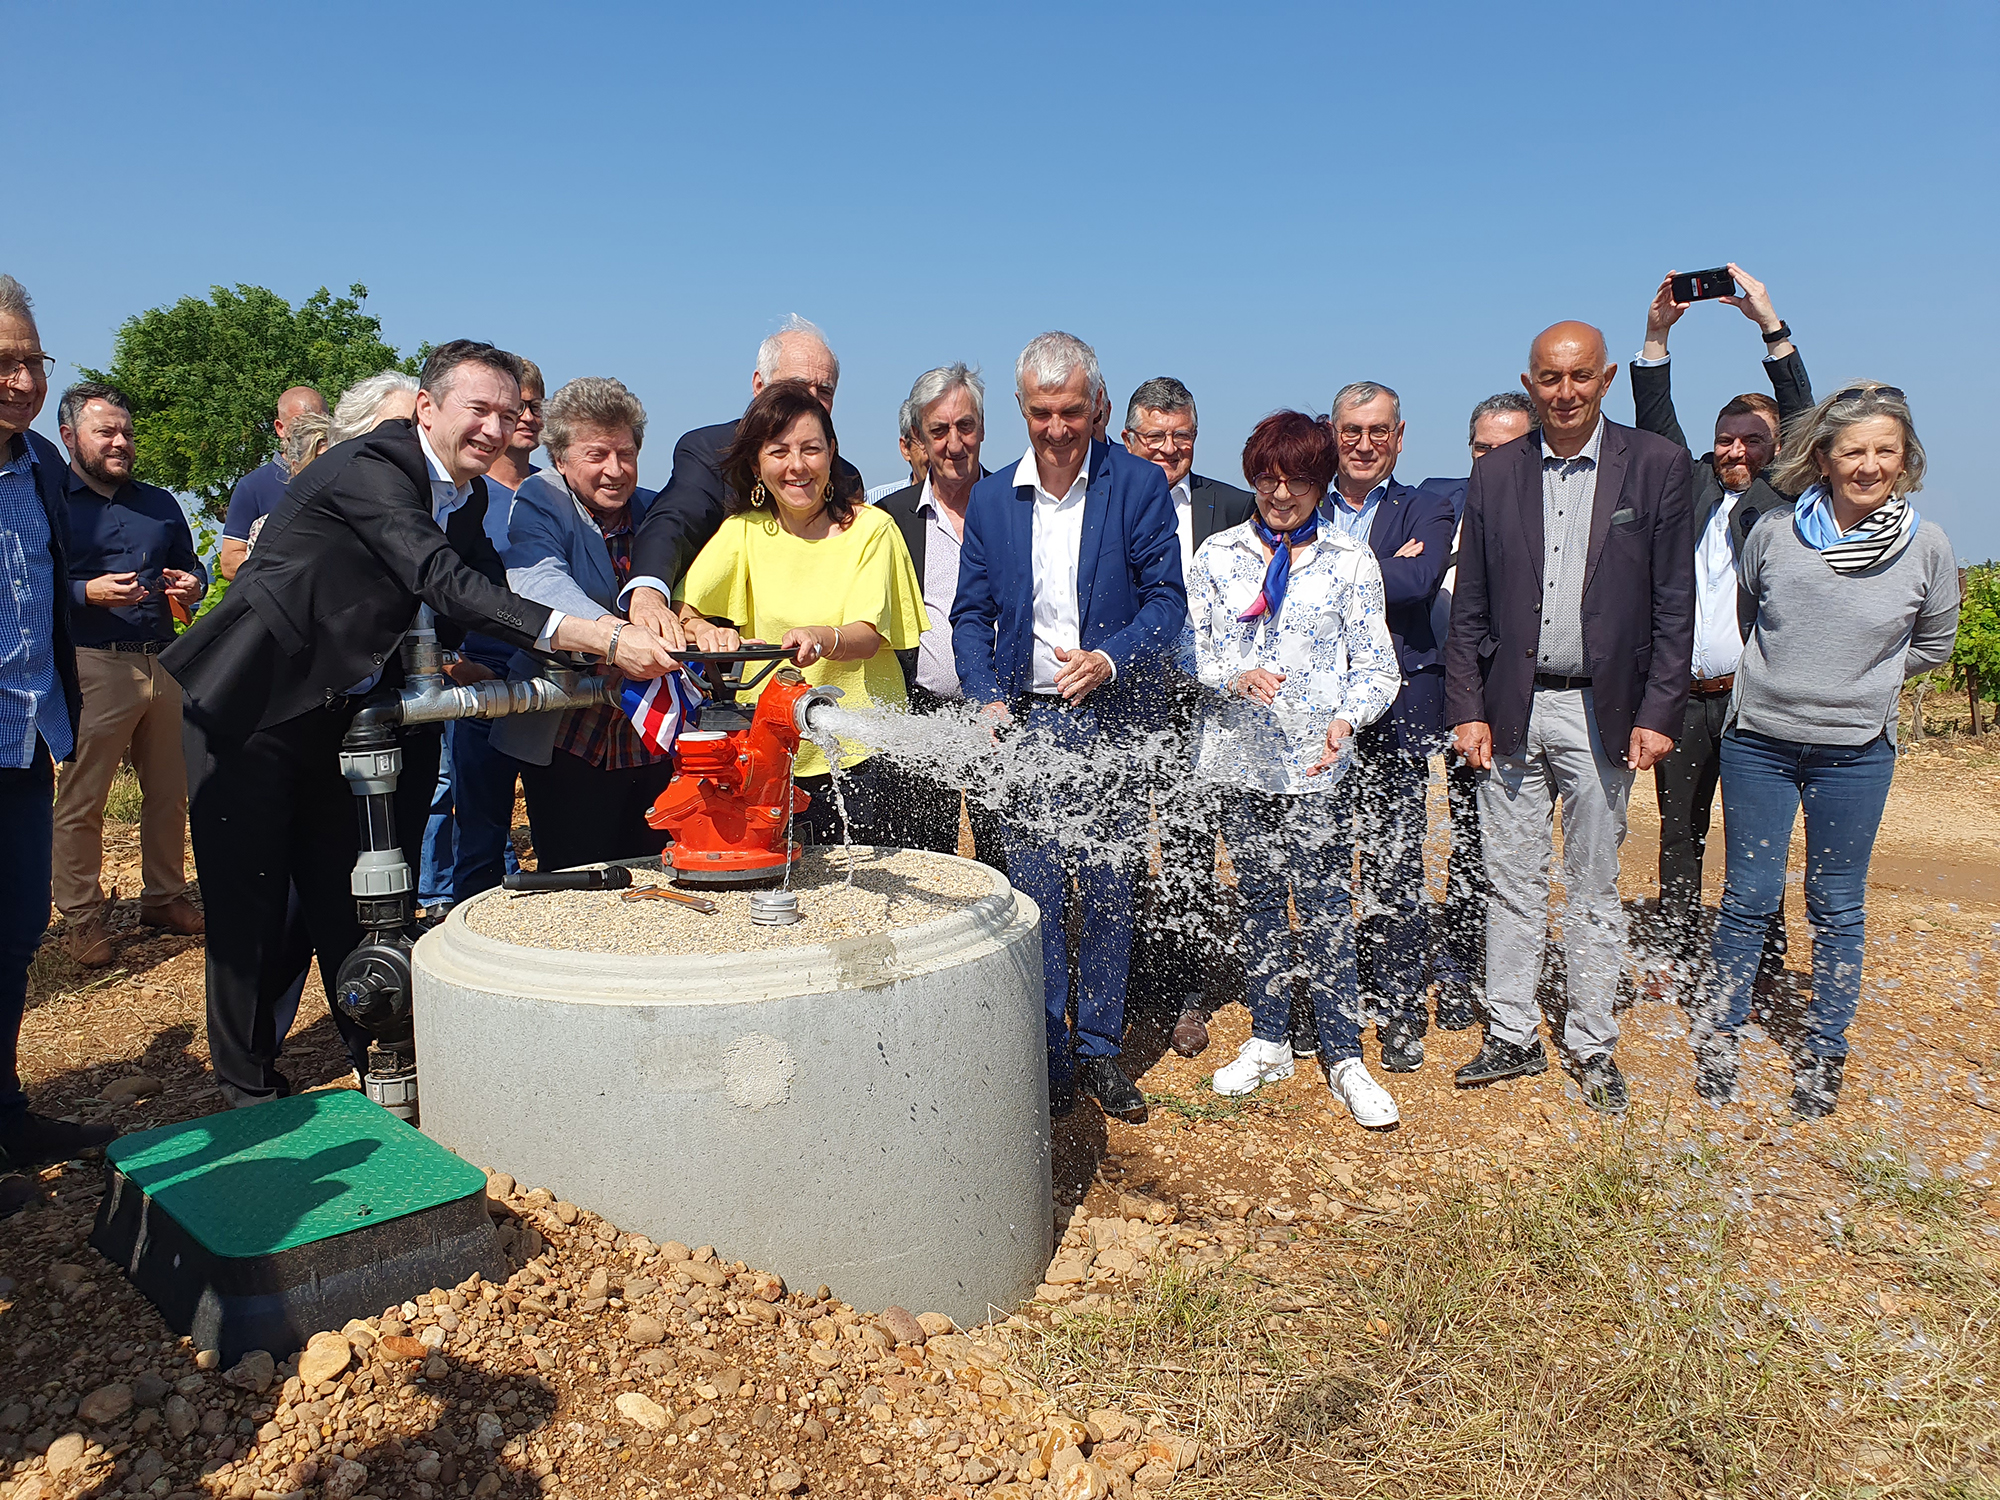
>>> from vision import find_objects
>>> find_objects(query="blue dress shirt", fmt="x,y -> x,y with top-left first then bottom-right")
0,436 -> 74,764
63,469 -> 205,646
1322,480 -> 1388,545
221,458 -> 289,542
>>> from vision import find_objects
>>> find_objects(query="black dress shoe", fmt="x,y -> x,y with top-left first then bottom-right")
1379,1020 -> 1425,1074
1289,997 -> 1319,1058
1170,1009 -> 1211,1059
1433,979 -> 1477,1032
1694,1046 -> 1738,1102
1454,1035 -> 1549,1088
0,1111 -> 118,1171
1791,1055 -> 1846,1120
1577,1053 -> 1629,1114
1080,1057 -> 1146,1118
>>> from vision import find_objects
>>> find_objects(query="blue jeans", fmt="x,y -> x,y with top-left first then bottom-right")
448,717 -> 522,901
418,726 -> 456,907
1,741 -> 56,1126
1222,786 -> 1361,1061
1002,700 -> 1141,1098
1705,729 -> 1895,1061
1346,724 -> 1432,1028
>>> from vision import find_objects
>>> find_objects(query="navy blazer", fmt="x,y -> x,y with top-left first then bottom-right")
1344,479 -> 1455,748
14,429 -> 82,759
951,440 -> 1185,721
1444,421 -> 1695,760
1416,475 -> 1468,520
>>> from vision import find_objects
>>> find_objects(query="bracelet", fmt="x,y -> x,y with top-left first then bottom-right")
828,626 -> 842,658
605,622 -> 625,664
1760,321 -> 1791,345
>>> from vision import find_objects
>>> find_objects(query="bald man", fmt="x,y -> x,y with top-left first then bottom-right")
219,386 -> 327,581
1443,320 -> 1693,1113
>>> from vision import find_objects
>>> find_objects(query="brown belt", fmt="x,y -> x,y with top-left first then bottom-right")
1691,673 -> 1735,695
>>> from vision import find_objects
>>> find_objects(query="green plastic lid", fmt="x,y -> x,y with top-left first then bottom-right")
105,1089 -> 487,1258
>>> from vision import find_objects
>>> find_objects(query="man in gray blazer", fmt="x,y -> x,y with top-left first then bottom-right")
493,377 -> 674,877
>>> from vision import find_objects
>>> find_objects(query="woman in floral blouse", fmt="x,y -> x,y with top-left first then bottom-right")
1187,410 -> 1401,1125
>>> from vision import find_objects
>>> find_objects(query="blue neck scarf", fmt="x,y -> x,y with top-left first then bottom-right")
1793,483 -> 1920,575
1237,512 -> 1320,621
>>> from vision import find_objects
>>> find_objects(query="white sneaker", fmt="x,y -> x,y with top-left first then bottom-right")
1331,1058 -> 1399,1128
1211,1038 -> 1294,1096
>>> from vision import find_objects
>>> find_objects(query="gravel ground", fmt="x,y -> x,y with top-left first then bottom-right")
462,850 -> 996,957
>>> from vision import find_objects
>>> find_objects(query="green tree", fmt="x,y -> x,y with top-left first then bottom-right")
1950,561 -> 2000,733
80,283 -> 415,518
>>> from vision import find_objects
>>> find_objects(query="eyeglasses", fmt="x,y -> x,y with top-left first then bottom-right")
1253,475 -> 1322,498
1334,425 -> 1397,447
0,354 -> 55,383
1129,428 -> 1195,452
1830,385 -> 1905,405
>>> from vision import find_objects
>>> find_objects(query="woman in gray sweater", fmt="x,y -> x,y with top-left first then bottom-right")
1696,382 -> 1959,1118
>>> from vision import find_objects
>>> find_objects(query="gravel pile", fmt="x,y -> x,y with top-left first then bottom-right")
0,1159 -> 1224,1500
463,849 -> 997,957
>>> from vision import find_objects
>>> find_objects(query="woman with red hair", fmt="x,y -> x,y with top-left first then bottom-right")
1187,411 -> 1401,1125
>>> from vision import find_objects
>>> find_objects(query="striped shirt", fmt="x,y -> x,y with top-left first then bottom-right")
0,436 -> 73,766
551,510 -> 664,771
1536,420 -> 1603,678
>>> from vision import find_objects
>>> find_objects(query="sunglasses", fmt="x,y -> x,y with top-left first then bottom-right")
1831,385 -> 1905,405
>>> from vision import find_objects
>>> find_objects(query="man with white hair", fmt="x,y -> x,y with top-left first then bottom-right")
952,332 -> 1186,1120
622,316 -> 863,629
220,385 -> 327,581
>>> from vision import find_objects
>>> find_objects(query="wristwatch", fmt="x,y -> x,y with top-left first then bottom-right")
1761,321 -> 1791,346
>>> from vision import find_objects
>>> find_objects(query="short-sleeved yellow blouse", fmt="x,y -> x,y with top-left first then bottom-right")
675,504 -> 929,777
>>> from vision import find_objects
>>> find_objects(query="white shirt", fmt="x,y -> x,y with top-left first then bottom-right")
1186,522 -> 1401,795
1018,448 -> 1107,693
1169,478 -> 1196,595
1691,491 -> 1745,680
414,426 -> 562,648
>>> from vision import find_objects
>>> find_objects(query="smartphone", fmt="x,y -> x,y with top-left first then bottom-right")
1671,268 -> 1737,303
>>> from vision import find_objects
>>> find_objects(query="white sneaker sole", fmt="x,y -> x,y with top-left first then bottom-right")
1211,1060 -> 1294,1097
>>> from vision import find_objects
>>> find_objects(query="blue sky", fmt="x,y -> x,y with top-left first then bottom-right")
12,1 -> 1997,557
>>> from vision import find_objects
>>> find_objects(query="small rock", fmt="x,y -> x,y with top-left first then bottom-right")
745,1270 -> 785,1302
285,1458 -> 319,1489
662,1240 -> 691,1261
1143,1433 -> 1201,1472
475,1412 -> 504,1447
768,1466 -> 805,1495
626,1314 -> 666,1346
324,1457 -> 370,1499
487,1171 -> 515,1200
878,1305 -> 926,1346
1044,1253 -> 1091,1286
554,1201 -> 579,1225
131,1371 -> 169,1407
1087,1407 -> 1131,1443
10,1477 -> 47,1500
43,1431 -> 87,1474
100,1074 -> 164,1102
195,1348 -> 220,1370
425,1354 -> 450,1380
963,1453 -> 1001,1483
341,1317 -> 377,1348
79,1382 -> 133,1424
163,1395 -> 196,1439
917,1312 -> 956,1337
0,1400 -> 30,1430
713,1367 -> 742,1398
298,1331 -> 352,1387
1039,1413 -> 1091,1463
223,1349 -> 276,1392
683,1260 -> 728,1288
1054,1460 -> 1113,1499
131,1448 -> 167,1486
377,1335 -> 427,1363
473,1473 -> 502,1499
614,1392 -> 669,1432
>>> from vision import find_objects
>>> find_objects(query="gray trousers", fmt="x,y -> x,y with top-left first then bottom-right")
1476,687 -> 1633,1056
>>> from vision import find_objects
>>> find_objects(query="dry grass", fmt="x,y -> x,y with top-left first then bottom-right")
103,762 -> 143,822
1005,1130 -> 2000,1498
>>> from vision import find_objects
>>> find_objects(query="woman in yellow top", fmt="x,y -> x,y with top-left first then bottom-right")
676,378 -> 928,847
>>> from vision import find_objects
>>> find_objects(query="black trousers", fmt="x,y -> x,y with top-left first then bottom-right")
185,709 -> 440,1095
1346,723 -> 1433,1028
875,685 -> 1007,871
793,755 -> 897,848
1436,755 -> 1486,987
1130,680 -> 1226,1019
519,749 -> 674,873
1654,689 -> 1786,972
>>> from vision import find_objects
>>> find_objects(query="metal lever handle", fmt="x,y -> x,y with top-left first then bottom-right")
503,867 -> 634,893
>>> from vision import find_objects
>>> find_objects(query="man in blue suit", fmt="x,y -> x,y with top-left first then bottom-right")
952,332 -> 1186,1119
1417,392 -> 1536,1016
1321,382 -> 1456,1073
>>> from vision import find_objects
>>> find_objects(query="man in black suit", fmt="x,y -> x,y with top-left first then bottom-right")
1319,382 -> 1457,1073
875,363 -> 1002,867
164,341 -> 677,1106
1417,393 -> 1536,1013
1445,321 -> 1694,1112
620,315 -> 862,631
1630,264 -> 1811,995
1120,376 -> 1255,1059
0,274 -> 115,1197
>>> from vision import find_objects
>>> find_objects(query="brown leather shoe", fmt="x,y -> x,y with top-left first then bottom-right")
1171,1007 -> 1210,1059
139,895 -> 205,936
64,910 -> 114,967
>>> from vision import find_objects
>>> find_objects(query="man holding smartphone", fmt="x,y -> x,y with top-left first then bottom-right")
1630,265 -> 1813,1000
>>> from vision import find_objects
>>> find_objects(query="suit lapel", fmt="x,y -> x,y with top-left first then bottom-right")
1581,423 -> 1629,594
1007,464 -> 1037,628
1518,439 -> 1545,585
1366,482 -> 1403,557
1076,441 -> 1111,622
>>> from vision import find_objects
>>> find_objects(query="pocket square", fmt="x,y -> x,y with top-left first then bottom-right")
1609,507 -> 1637,524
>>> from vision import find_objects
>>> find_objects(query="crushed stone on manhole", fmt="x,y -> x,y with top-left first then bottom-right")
460,846 -> 999,956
